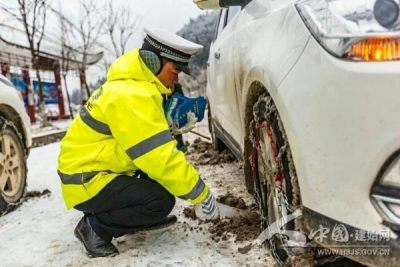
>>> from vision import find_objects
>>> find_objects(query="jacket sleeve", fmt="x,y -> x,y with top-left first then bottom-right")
105,88 -> 209,204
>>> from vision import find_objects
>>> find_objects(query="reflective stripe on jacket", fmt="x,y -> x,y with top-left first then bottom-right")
58,49 -> 209,209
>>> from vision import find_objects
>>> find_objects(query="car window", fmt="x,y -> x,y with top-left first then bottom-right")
0,76 -> 14,88
214,9 -> 228,41
226,6 -> 242,25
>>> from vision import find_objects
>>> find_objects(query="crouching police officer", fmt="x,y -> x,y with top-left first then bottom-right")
57,27 -> 220,258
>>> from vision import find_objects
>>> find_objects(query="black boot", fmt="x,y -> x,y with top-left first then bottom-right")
130,215 -> 178,234
74,217 -> 119,258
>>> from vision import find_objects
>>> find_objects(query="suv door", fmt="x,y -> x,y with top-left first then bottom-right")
216,6 -> 242,150
208,7 -> 243,157
208,9 -> 229,137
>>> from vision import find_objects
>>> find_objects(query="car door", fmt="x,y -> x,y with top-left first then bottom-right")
207,9 -> 226,101
209,6 -> 243,155
216,6 -> 243,150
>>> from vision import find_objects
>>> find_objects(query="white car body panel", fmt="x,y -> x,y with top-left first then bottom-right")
209,9 -> 243,142
238,2 -> 311,148
278,37 -> 400,232
200,0 -> 400,265
205,0 -> 400,239
208,1 -> 311,150
0,75 -> 32,148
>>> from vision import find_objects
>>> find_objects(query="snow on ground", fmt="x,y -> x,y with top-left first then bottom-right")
31,118 -> 73,131
0,119 -> 274,267
31,119 -> 73,138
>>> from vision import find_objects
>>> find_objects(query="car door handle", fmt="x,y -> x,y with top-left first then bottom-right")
206,62 -> 210,67
214,52 -> 221,59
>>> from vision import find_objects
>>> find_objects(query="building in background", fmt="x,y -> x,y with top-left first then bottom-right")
0,24 -> 103,122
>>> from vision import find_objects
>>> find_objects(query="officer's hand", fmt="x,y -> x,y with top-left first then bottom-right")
171,111 -> 198,135
194,191 -> 220,221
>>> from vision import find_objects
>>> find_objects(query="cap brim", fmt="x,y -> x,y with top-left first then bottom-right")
176,64 -> 190,75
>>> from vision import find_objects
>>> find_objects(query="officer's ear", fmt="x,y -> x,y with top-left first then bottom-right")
139,49 -> 163,75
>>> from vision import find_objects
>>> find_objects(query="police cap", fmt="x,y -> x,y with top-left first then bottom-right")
142,27 -> 203,75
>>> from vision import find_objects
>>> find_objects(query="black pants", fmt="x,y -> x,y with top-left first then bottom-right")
74,172 -> 175,242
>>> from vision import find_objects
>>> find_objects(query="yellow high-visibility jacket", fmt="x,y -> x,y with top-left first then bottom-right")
58,49 -> 209,210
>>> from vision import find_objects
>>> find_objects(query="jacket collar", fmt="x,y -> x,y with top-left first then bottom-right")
106,48 -> 171,95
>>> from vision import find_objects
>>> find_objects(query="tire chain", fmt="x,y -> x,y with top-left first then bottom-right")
249,94 -> 343,266
249,94 -> 293,266
0,117 -> 28,217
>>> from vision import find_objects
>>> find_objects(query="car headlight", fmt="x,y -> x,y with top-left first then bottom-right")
374,0 -> 400,28
295,0 -> 400,61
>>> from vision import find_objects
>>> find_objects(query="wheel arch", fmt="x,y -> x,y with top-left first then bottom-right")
241,66 -> 293,193
0,104 -> 29,155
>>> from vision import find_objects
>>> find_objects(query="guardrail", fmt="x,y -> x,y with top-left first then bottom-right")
31,130 -> 67,148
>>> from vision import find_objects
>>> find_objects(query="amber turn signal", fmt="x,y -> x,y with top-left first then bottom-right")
348,37 -> 400,61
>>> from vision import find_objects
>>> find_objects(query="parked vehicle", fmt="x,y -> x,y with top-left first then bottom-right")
194,0 -> 400,265
0,73 -> 31,215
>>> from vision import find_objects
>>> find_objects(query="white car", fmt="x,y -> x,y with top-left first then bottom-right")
195,0 -> 400,266
0,73 -> 31,215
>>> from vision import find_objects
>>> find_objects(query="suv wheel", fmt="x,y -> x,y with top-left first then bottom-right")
207,106 -> 226,152
0,117 -> 27,215
251,95 -> 303,264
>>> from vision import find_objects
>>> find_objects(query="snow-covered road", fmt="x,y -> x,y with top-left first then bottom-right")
0,122 -> 273,267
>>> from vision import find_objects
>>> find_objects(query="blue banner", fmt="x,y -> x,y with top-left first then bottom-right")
9,73 -> 27,105
9,74 -> 58,105
32,80 -> 58,104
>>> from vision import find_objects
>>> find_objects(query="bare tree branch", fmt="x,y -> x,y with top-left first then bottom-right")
0,0 -> 49,123
104,2 -> 120,57
36,1 -> 47,55
118,6 -> 142,55
102,2 -> 142,58
56,0 -> 76,119
62,0 -> 104,99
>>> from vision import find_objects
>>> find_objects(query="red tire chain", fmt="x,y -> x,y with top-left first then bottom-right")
252,122 -> 283,186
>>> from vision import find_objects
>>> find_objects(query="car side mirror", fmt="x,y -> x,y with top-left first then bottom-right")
194,0 -> 248,10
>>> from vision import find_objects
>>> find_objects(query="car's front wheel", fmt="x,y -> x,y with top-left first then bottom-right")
0,116 -> 27,215
249,96 -> 364,266
249,93 -> 304,264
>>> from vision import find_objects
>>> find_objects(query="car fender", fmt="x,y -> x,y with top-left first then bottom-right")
0,85 -> 32,148
240,65 -> 294,148
240,64 -> 306,199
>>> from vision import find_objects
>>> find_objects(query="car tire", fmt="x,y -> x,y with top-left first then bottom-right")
207,106 -> 226,152
0,116 -> 27,216
250,94 -> 303,264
